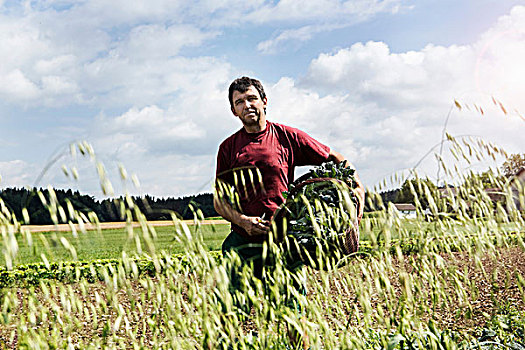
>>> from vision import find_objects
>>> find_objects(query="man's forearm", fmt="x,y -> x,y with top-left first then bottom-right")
213,194 -> 270,236
213,196 -> 246,227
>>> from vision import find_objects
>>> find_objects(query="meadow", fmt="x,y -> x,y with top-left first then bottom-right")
5,223 -> 230,265
0,138 -> 524,349
7,215 -> 387,266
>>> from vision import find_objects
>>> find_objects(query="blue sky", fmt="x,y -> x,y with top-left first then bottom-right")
1,0 -> 524,199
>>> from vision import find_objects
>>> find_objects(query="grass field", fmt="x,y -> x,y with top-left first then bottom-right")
7,216 -> 388,266
2,199 -> 524,349
6,222 -> 231,266
2,213 -> 524,349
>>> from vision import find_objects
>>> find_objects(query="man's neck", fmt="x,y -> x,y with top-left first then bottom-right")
244,120 -> 267,134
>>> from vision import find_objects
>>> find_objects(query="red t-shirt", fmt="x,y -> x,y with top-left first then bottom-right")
216,121 -> 330,241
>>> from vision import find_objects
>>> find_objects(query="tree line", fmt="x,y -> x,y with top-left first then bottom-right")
0,187 -> 217,225
2,153 -> 522,225
0,185 -> 414,225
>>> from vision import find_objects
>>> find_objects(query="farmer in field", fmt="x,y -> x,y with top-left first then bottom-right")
214,76 -> 365,347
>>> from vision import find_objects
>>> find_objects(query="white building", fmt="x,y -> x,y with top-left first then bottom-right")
394,203 -> 417,219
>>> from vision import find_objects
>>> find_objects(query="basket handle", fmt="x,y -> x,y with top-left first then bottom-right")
288,177 -> 351,197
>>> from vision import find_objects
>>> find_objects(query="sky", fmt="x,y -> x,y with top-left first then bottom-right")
0,0 -> 524,199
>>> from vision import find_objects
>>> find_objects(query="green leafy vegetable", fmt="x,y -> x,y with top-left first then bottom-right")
273,161 -> 360,269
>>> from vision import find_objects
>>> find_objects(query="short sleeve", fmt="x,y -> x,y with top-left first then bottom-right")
216,141 -> 233,183
290,127 -> 330,166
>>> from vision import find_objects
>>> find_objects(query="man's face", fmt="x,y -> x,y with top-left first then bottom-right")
231,86 -> 267,128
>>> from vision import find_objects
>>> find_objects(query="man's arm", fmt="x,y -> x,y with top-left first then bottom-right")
213,180 -> 270,236
327,149 -> 365,222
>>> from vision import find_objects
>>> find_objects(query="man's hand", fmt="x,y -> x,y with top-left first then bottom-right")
213,185 -> 270,236
239,215 -> 270,236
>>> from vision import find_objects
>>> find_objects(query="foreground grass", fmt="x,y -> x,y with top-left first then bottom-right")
1,209 -> 524,348
2,135 -> 523,348
0,222 -> 523,349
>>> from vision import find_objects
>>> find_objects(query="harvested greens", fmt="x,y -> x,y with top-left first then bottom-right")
272,161 -> 360,269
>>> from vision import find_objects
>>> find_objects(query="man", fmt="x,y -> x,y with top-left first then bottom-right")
214,76 -> 365,347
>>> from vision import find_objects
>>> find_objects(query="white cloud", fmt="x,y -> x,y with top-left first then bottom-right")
258,24 -> 343,54
0,18 -> 226,107
0,70 -> 40,101
271,7 -> 525,187
302,41 -> 476,111
115,24 -> 218,61
0,2 -> 221,107
109,105 -> 205,141
474,5 -> 525,106
34,55 -> 78,75
254,0 -> 405,53
88,58 -> 238,164
78,55 -> 235,109
112,154 -> 216,198
247,0 -> 402,24
0,0 -> 406,106
80,127 -> 220,197
62,0 -> 186,27
0,160 -> 36,188
12,0 -> 399,28
301,5 -> 525,122
0,16 -> 49,69
41,75 -> 78,95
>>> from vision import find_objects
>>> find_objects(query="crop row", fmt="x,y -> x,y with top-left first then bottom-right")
2,228 -> 523,289
0,251 -> 223,288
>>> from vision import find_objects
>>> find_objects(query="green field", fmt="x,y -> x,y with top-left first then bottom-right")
7,214 -> 515,268
6,222 -> 231,265
2,209 -> 524,349
8,218 -> 387,266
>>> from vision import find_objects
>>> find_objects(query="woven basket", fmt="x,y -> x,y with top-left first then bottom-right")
272,177 -> 360,268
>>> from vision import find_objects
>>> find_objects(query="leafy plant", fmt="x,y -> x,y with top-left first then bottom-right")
272,161 -> 361,269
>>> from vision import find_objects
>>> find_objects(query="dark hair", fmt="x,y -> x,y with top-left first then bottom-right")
228,76 -> 266,109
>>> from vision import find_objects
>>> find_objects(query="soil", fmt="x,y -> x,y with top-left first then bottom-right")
0,246 -> 524,348
22,220 -> 230,233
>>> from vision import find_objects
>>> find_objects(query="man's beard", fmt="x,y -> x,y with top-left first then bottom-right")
241,111 -> 260,126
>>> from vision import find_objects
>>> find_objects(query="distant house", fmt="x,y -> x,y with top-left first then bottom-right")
394,203 -> 417,218
438,186 -> 457,199
436,170 -> 524,214
439,184 -> 504,203
484,187 -> 505,202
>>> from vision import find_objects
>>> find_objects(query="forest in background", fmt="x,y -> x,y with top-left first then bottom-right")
0,187 -> 394,225
0,188 -> 217,224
